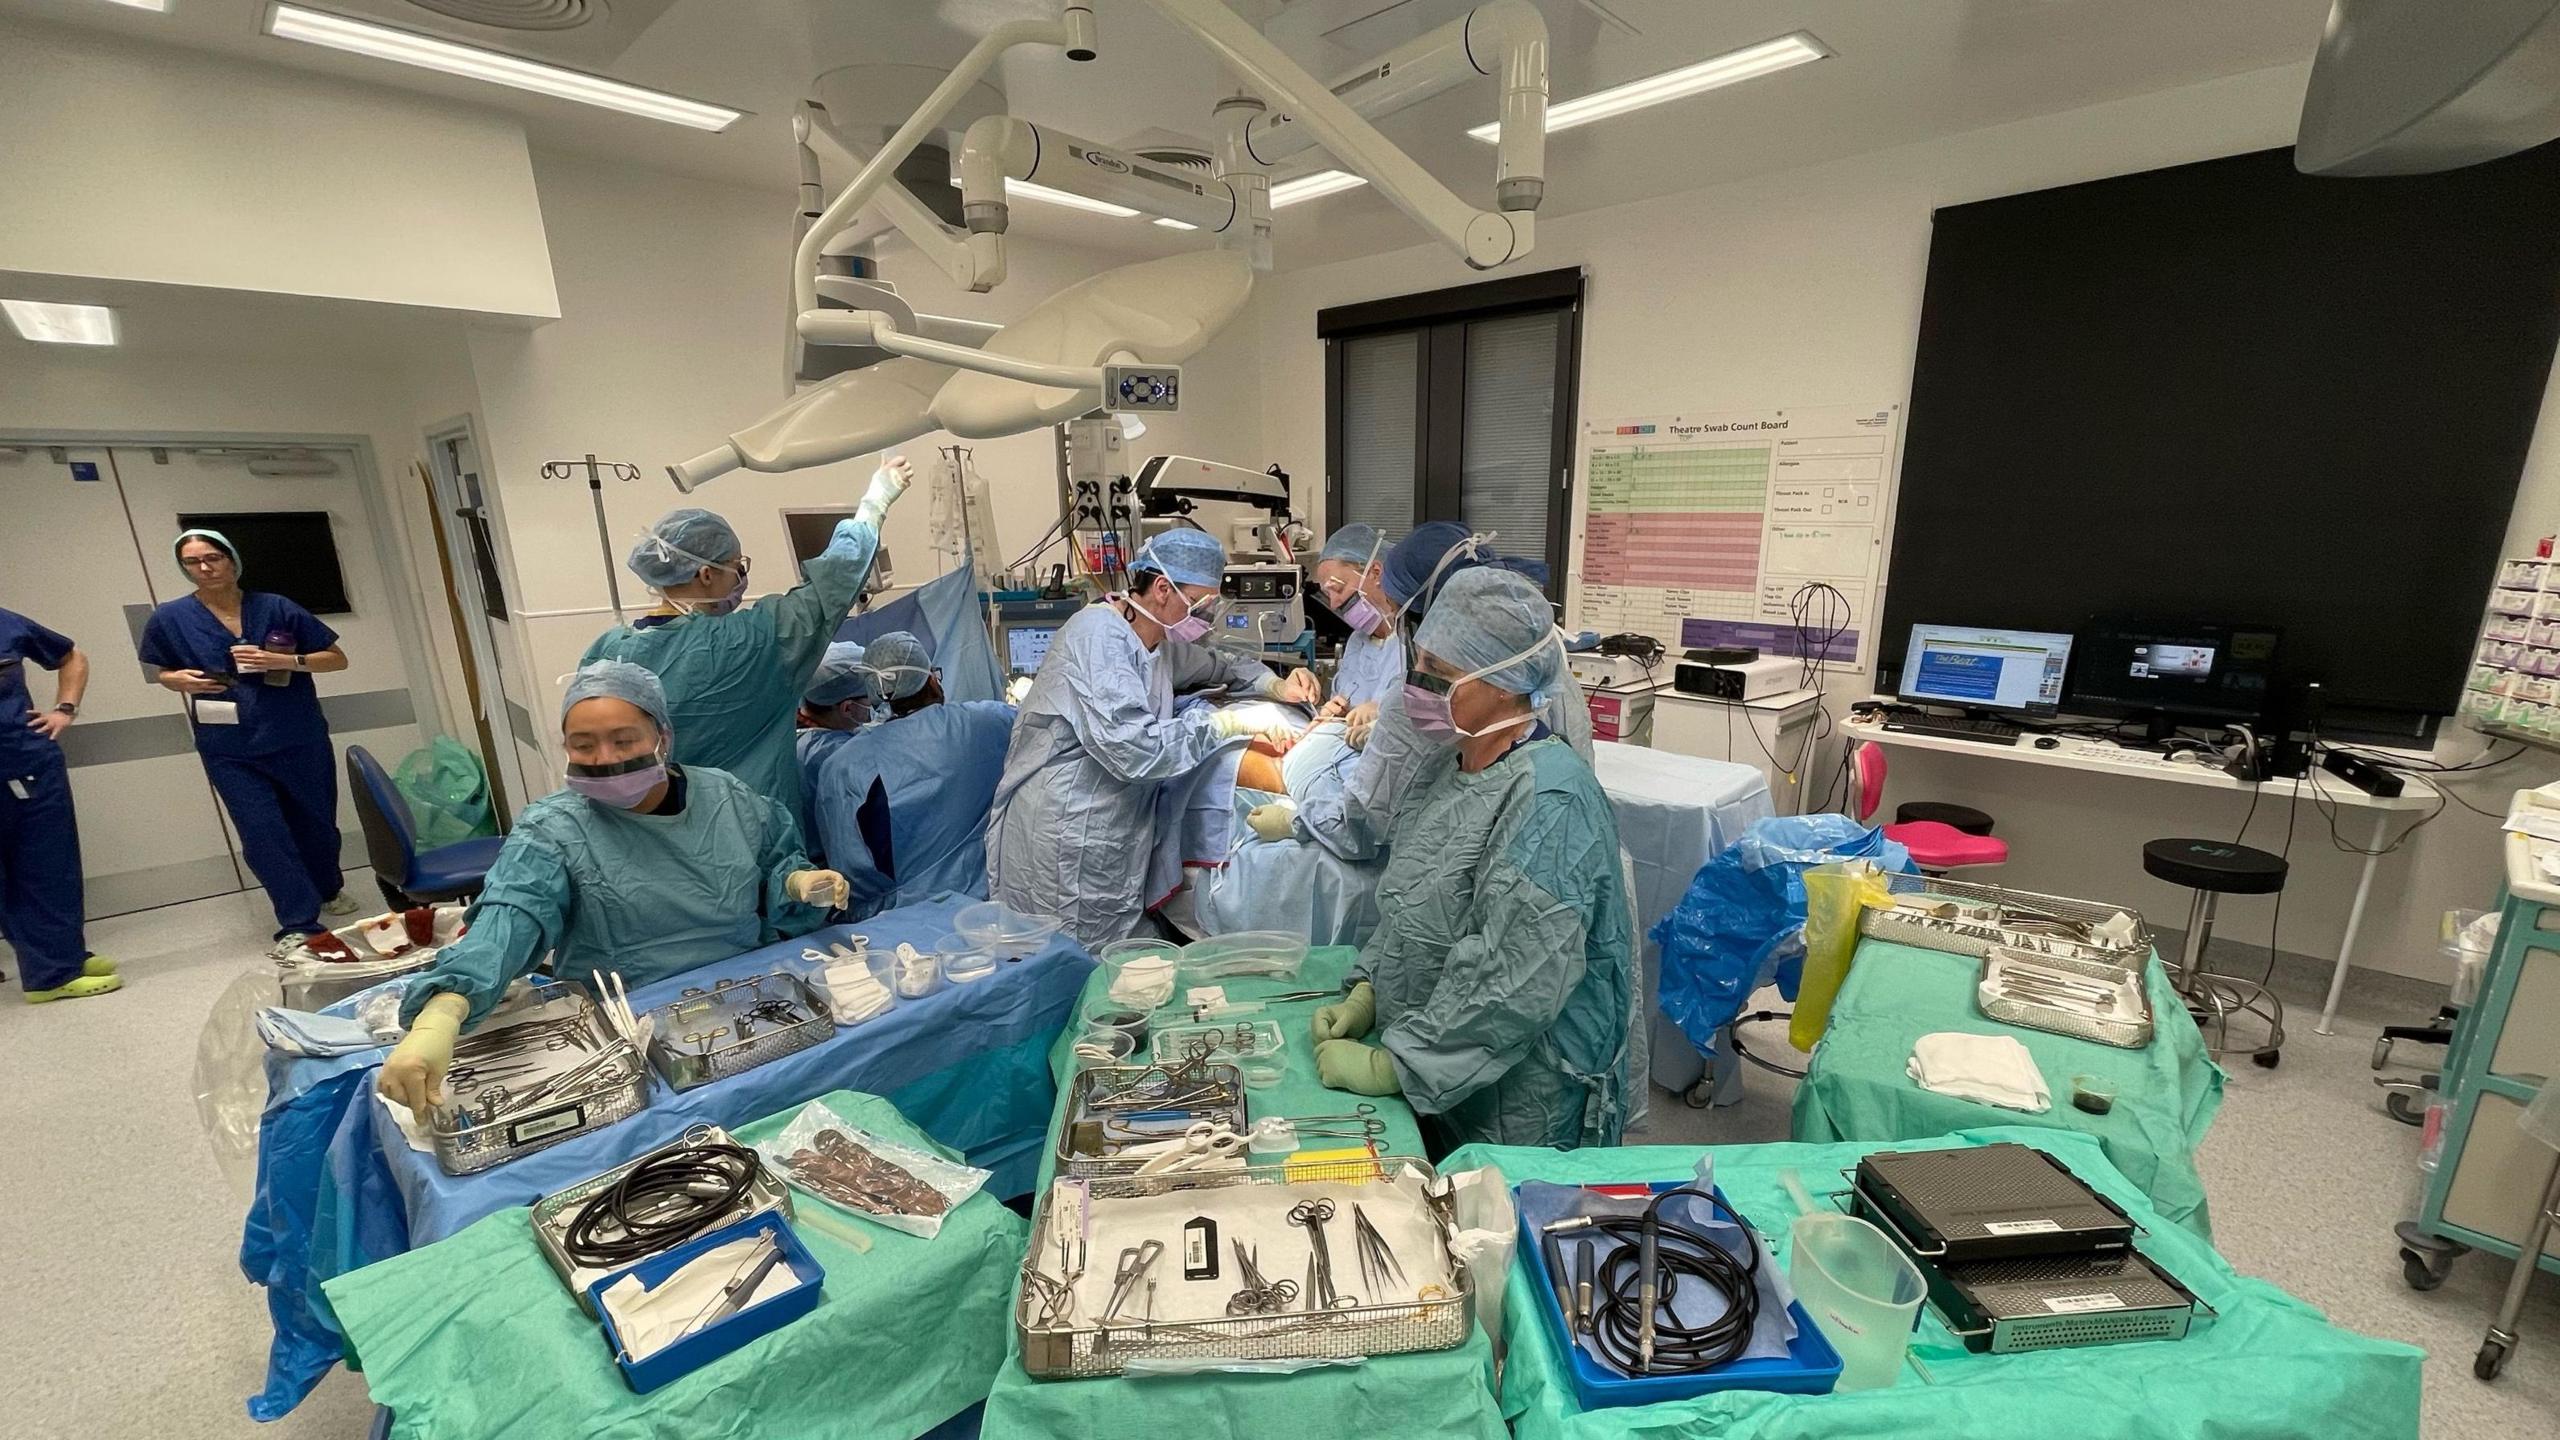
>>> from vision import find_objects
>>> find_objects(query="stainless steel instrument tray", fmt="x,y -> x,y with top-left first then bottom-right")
643,972 -> 833,1092
529,1123 -> 792,1312
1977,945 -> 2154,1049
1861,873 -> 2154,971
428,982 -> 650,1176
1056,1060 -> 1250,1191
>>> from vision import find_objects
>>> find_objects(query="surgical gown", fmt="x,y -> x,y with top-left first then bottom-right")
582,515 -> 883,843
809,700 -> 1016,918
1357,733 -> 1636,1150
1296,668 -> 1593,861
1331,624 -> 1405,709
397,764 -> 822,1025
986,604 -> 1241,948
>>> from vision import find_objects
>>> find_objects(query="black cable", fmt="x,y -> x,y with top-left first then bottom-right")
1576,1187 -> 1764,1375
561,1139 -> 762,1267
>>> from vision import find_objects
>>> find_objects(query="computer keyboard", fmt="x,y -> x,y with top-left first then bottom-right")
1881,716 -> 2022,744
2064,743 -> 2189,769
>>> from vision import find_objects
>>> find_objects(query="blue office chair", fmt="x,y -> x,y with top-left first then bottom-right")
346,744 -> 504,910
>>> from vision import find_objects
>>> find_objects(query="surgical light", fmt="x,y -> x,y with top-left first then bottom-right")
1468,31 -> 1828,141
946,176 -> 1139,218
2,300 -> 118,346
95,0 -> 170,11
262,4 -> 742,132
1269,170 -> 1368,207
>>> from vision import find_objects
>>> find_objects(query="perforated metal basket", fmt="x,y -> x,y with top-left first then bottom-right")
1978,946 -> 2153,1049
428,983 -> 649,1175
529,1124 -> 792,1311
1860,873 -> 2153,970
1055,1061 -> 1249,1192
1015,1158 -> 1470,1379
644,973 -> 833,1091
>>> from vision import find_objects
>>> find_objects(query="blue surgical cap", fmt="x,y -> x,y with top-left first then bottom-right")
562,659 -> 671,737
1132,527 -> 1228,589
804,641 -> 873,707
174,528 -> 241,580
1382,522 -> 1483,610
629,508 -> 740,589
1317,522 -> 1387,570
861,630 -> 933,701
1414,567 -> 1564,705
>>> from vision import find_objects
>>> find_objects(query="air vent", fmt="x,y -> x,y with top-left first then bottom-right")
1131,146 -> 1213,173
404,0 -> 599,29
316,0 -> 677,64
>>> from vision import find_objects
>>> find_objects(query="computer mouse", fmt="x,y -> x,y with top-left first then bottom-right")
2033,736 -> 2060,750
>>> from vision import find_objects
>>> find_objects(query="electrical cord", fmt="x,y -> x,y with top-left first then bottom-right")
1575,1187 -> 1764,1375
560,1138 -> 762,1268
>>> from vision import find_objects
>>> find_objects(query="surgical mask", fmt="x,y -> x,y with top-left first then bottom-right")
1405,625 -> 1559,744
565,752 -> 667,809
1139,582 -> 1221,644
1325,538 -> 1387,634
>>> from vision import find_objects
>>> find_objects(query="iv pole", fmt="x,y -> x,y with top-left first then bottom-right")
542,453 -> 641,623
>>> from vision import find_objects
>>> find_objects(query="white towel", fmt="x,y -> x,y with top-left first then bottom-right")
1907,1032 -> 2052,1114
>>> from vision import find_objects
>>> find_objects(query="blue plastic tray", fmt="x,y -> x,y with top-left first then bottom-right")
1514,1181 -> 1842,1410
588,1212 -> 824,1393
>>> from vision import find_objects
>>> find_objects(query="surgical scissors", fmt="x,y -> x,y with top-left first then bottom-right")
1103,1239 -> 1163,1323
1130,1121 -> 1251,1176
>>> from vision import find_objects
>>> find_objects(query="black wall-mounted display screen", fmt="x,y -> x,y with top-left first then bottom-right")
1880,143 -> 2560,721
178,511 -> 353,615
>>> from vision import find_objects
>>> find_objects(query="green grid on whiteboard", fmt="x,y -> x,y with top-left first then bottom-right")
1586,445 -> 1770,510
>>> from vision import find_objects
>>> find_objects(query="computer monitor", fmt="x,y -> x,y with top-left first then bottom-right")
1898,624 -> 2074,715
2068,621 -> 2280,730
1004,623 -> 1059,676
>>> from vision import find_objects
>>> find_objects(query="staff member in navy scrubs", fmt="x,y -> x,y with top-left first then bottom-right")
0,608 -> 116,1002
140,529 -> 359,956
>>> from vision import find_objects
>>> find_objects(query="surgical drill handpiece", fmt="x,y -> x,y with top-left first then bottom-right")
1637,1211 -> 1660,1374
1539,1225 -> 1578,1338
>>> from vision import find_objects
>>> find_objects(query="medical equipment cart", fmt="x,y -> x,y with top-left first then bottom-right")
2394,809 -> 2560,1380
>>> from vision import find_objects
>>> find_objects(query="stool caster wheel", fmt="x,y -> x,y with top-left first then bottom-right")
2401,1246 -> 2455,1291
2384,1087 -> 2426,1126
2474,1338 -> 2509,1380
2252,1048 -> 2281,1069
2371,1036 -> 2393,1070
1683,1079 -> 1714,1110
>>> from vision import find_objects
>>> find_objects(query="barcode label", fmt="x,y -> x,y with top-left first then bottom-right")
2041,1292 -> 2124,1314
1983,1219 -> 2062,1235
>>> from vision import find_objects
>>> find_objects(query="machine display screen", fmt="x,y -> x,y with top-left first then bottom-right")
1900,624 -> 2073,713
1006,624 -> 1057,675
2129,643 -> 2214,679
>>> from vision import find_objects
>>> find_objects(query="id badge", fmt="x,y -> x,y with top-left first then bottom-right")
193,698 -> 241,726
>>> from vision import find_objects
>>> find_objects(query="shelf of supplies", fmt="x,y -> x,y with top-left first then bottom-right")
2466,719 -> 2560,756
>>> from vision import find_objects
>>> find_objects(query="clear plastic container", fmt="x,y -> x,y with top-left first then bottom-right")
1787,1213 -> 1925,1392
813,950 -> 898,1024
1096,937 -> 1183,1010
954,901 -> 1064,959
937,934 -> 997,985
886,943 -> 943,1000
1079,997 -> 1152,1052
1177,930 -> 1310,983
2442,908 -> 2497,1008
1069,1028 -> 1135,1067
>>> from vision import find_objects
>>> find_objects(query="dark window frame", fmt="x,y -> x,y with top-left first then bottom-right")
1321,266 -> 1585,595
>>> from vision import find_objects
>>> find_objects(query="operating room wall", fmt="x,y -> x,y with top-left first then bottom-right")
1246,60 -> 2560,988
0,20 -> 557,321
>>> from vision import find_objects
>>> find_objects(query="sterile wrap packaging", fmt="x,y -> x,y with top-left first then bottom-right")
1442,1164 -> 1520,1379
1791,861 -> 1896,1051
193,967 -> 280,1200
751,1100 -> 989,1239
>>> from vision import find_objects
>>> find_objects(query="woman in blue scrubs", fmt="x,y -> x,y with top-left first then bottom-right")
0,608 -> 116,1002
140,529 -> 357,955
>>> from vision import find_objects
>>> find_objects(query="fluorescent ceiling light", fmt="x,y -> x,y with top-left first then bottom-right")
263,4 -> 741,131
1270,170 -> 1368,207
947,176 -> 1141,218
1153,217 -> 1200,230
3,300 -> 118,346
1468,31 -> 1829,141
97,0 -> 171,11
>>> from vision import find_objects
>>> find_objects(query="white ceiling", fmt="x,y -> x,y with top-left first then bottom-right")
0,0 -> 2336,361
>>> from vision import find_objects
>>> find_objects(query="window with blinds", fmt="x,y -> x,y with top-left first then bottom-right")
1321,269 -> 1581,596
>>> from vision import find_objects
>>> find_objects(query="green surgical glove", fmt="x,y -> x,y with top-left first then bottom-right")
1312,979 -> 1375,1043
1247,801 -> 1297,842
378,992 -> 468,1113
1316,1039 -> 1401,1097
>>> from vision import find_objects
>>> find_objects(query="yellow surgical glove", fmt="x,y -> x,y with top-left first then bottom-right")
1316,1039 -> 1402,1097
1212,710 -> 1293,743
1344,701 -> 1380,749
787,869 -> 851,908
1280,668 -> 1323,706
1312,979 -> 1375,1043
378,993 -> 468,1113
1247,801 -> 1298,841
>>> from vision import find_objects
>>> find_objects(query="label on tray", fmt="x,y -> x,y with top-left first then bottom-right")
509,1104 -> 588,1146
2040,1292 -> 2124,1314
1982,1219 -> 2062,1235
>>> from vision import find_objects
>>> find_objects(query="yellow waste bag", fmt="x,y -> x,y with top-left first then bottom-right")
1790,861 -> 1896,1051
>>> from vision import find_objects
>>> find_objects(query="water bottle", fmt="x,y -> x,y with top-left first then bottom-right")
263,627 -> 297,687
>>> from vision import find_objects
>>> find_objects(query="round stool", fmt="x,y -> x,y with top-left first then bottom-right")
2142,838 -> 2288,1065
1895,801 -> 1994,836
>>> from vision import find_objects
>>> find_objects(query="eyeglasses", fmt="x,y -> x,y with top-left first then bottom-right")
180,555 -> 231,570
1406,668 -> 1456,697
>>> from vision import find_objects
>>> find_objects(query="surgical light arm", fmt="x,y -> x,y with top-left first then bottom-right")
799,101 -> 983,294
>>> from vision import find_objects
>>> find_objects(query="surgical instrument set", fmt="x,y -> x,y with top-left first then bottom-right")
428,982 -> 650,1175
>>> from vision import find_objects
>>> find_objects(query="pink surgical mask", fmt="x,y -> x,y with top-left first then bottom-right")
566,753 -> 666,809
1143,583 -> 1219,644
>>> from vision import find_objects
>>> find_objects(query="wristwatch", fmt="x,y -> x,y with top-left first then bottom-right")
53,702 -> 77,717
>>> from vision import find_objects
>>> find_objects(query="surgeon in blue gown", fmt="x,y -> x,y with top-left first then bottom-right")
793,640 -> 874,846
1312,566 -> 1636,1151
805,630 -> 1018,918
1,608 -> 118,1002
1243,522 -> 1405,842
582,457 -> 910,843
377,660 -> 847,1113
140,529 -> 358,953
987,529 -> 1298,947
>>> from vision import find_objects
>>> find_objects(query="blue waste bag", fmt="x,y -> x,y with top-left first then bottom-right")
1651,814 -> 1914,1054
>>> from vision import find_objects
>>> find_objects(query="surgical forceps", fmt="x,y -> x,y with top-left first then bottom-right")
1226,1240 -> 1300,1315
1286,1105 -> 1388,1144
1289,1199 -> 1357,1310
1102,1239 -> 1164,1324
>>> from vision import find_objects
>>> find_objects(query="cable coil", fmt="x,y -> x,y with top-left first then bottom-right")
560,1136 -> 762,1268
1578,1187 -> 1764,1375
